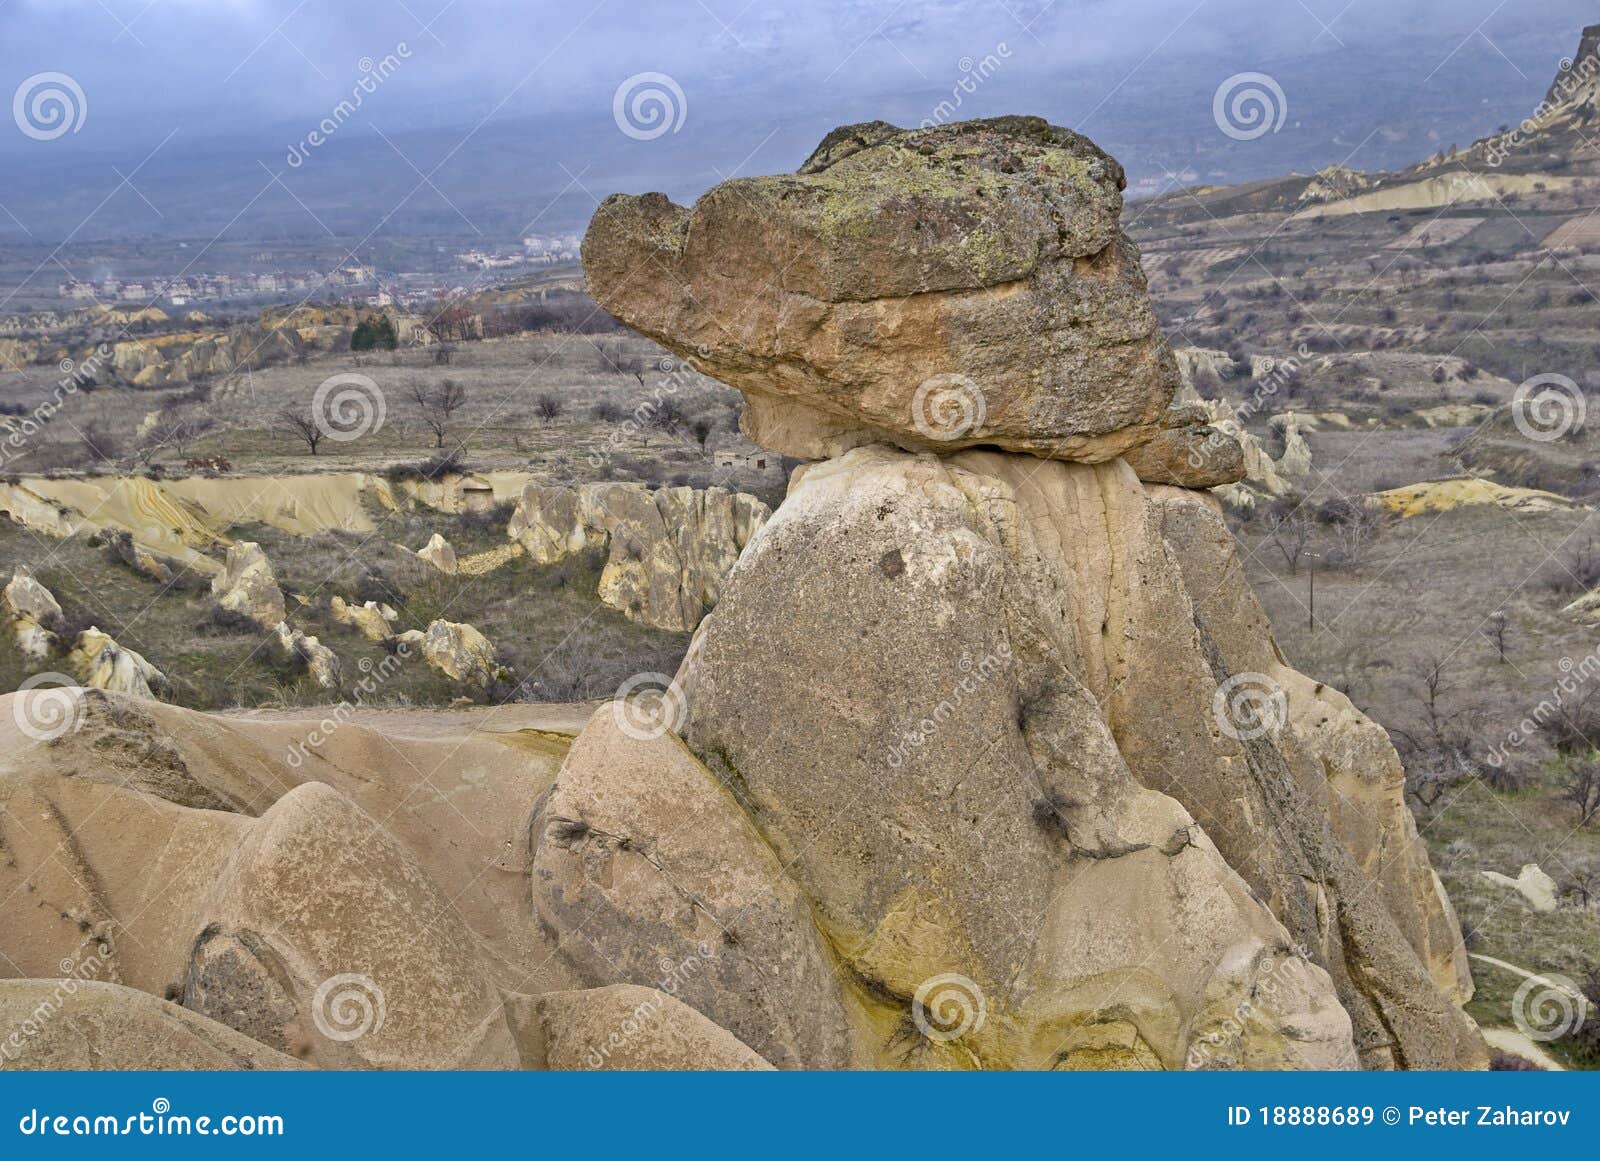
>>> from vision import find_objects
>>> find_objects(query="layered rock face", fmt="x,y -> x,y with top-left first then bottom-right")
585,117 -> 1211,467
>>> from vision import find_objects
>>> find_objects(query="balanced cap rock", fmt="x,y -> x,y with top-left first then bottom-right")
585,115 -> 1230,477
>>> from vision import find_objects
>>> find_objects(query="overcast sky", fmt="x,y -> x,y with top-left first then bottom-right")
0,0 -> 1593,241
2,0 -> 1588,137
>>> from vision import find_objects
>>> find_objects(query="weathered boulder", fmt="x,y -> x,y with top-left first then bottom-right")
508,482 -> 769,631
273,621 -> 342,690
677,446 -> 1482,1069
1122,402 -> 1245,488
419,619 -> 506,689
1481,863 -> 1558,913
67,627 -> 167,698
583,116 -> 1179,461
531,710 -> 858,1068
2,567 -> 62,659
415,532 -> 458,575
211,541 -> 285,630
507,985 -> 774,1070
330,595 -> 397,641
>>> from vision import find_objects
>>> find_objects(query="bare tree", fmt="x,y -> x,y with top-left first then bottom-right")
1561,758 -> 1600,826
276,408 -> 324,456
424,303 -> 477,344
593,340 -> 645,386
1560,860 -> 1600,909
409,379 -> 467,448
78,423 -> 122,467
136,410 -> 216,465
1482,610 -> 1511,664
533,392 -> 564,426
1319,496 -> 1385,568
1266,507 -> 1315,575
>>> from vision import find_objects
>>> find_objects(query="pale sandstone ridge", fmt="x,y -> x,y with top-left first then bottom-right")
584,116 -> 1211,469
508,482 -> 769,631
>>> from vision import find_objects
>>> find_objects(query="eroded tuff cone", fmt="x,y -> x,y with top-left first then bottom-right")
583,116 -> 1185,462
676,446 -> 1485,1069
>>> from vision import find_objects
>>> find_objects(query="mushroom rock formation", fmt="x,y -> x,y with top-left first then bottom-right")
589,118 -> 1483,1070
584,116 -> 1204,470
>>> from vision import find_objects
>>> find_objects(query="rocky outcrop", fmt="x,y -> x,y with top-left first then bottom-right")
109,324 -> 304,388
330,595 -> 396,641
274,621 -> 342,690
508,483 -> 769,632
506,986 -> 773,1070
0,980 -> 307,1070
0,695 -> 532,1070
532,711 -> 858,1068
1122,402 -> 1245,488
415,532 -> 458,575
3,567 -> 63,660
584,117 -> 1181,462
408,619 -> 506,689
211,541 -> 285,630
1481,864 -> 1558,913
66,627 -> 168,698
674,446 -> 1480,1069
0,117 -> 1481,1074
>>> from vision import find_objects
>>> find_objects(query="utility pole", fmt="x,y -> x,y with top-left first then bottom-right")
1306,551 -> 1321,632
